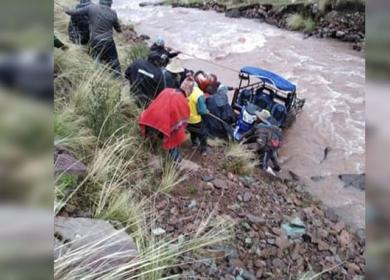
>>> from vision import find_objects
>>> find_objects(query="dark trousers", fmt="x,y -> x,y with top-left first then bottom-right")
145,127 -> 182,162
90,39 -> 121,78
260,149 -> 279,170
187,121 -> 207,152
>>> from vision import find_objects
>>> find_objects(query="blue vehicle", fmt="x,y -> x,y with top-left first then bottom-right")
231,66 -> 305,141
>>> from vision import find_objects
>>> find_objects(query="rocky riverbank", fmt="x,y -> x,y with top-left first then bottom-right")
165,0 -> 365,51
147,142 -> 365,279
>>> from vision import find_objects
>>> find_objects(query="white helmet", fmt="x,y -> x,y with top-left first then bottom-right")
155,36 -> 165,47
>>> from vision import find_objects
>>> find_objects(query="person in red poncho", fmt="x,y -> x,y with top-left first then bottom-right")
139,77 -> 194,162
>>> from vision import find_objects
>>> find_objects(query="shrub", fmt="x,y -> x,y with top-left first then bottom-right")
286,13 -> 306,30
223,143 -> 257,176
123,42 -> 150,67
304,17 -> 316,32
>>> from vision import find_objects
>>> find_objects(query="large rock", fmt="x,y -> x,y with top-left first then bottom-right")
54,217 -> 138,269
338,174 -> 365,190
225,8 -> 241,18
55,152 -> 87,177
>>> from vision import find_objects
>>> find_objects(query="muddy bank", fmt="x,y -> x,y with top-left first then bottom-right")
165,0 -> 365,50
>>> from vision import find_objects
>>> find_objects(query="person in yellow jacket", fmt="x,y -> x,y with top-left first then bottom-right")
187,82 -> 209,155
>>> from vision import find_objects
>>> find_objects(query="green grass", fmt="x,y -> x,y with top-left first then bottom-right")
223,143 -> 256,176
286,13 -> 316,32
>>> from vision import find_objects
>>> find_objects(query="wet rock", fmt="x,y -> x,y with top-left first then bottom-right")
338,230 -> 351,247
256,269 -> 264,278
180,159 -> 200,172
55,152 -> 87,177
230,258 -> 245,269
310,175 -> 325,182
54,217 -> 137,267
245,237 -> 253,246
325,208 -> 339,222
338,173 -> 365,190
333,221 -> 346,233
188,200 -> 197,209
336,30 -> 346,38
239,176 -> 256,188
139,1 -> 164,7
213,178 -> 228,189
139,34 -> 150,40
275,235 -> 290,250
226,8 -> 241,18
243,192 -> 252,202
254,259 -> 266,268
202,175 -> 215,182
288,170 -> 300,181
272,258 -> 284,270
239,269 -> 257,280
347,262 -> 361,274
246,214 -> 266,225
281,217 -> 306,238
152,227 -> 166,236
228,203 -> 241,211
241,222 -> 251,231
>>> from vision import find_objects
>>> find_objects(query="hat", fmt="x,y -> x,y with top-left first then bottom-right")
99,0 -> 112,7
166,58 -> 184,74
180,77 -> 195,95
255,109 -> 271,123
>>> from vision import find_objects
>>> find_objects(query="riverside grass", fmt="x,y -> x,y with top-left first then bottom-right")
223,142 -> 257,176
54,0 -> 233,278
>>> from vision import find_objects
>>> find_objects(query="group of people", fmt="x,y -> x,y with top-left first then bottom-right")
62,0 -> 282,173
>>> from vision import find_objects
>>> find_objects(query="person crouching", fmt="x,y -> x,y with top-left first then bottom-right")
138,77 -> 194,162
187,80 -> 209,155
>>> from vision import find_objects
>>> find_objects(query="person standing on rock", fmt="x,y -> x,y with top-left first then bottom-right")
67,0 -> 91,45
254,110 -> 282,175
138,77 -> 193,162
65,0 -> 122,77
125,51 -> 165,108
187,80 -> 209,156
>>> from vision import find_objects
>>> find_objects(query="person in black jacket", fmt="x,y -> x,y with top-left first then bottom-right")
150,36 -> 180,67
125,51 -> 165,107
68,0 -> 91,45
203,84 -> 236,140
65,0 -> 122,77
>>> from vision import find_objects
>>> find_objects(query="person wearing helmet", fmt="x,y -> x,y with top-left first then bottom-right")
125,51 -> 165,107
68,0 -> 91,45
65,0 -> 122,77
194,71 -> 218,97
150,36 -> 180,67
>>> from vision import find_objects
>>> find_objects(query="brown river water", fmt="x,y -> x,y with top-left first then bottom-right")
114,0 -> 365,231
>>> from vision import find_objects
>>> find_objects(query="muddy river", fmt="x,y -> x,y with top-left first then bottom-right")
114,0 -> 365,231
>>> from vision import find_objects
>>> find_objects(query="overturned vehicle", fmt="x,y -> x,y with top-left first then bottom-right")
231,66 -> 305,142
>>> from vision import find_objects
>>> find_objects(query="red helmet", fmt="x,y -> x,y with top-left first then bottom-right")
194,71 -> 218,93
